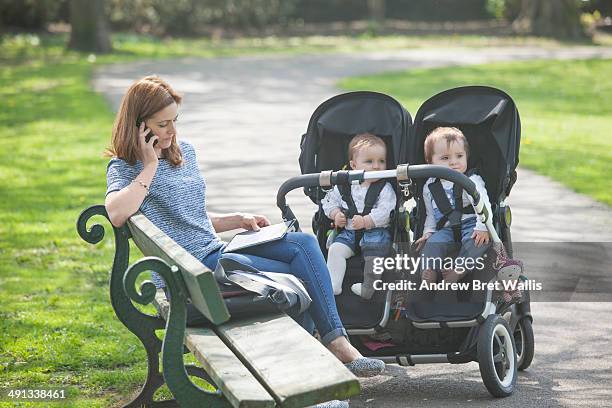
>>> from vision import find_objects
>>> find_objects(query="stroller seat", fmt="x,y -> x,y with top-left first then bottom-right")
336,249 -> 396,329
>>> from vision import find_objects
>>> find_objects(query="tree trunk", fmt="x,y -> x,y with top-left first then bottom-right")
512,0 -> 588,39
68,0 -> 112,53
367,0 -> 386,23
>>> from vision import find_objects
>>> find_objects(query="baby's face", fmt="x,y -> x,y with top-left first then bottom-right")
430,139 -> 467,173
350,144 -> 387,171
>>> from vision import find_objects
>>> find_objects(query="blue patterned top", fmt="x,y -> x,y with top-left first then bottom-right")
106,140 -> 224,287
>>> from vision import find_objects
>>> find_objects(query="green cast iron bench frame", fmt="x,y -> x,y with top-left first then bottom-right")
77,205 -> 360,407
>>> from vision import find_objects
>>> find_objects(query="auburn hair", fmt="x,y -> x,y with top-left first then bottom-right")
423,127 -> 469,163
105,76 -> 183,166
348,132 -> 386,161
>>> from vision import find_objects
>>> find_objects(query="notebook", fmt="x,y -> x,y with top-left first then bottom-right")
224,219 -> 296,253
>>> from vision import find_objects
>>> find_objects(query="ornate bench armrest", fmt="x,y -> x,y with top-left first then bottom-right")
124,257 -> 230,407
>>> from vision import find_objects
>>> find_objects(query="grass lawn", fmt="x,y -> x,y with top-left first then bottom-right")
340,59 -> 612,205
0,42 -> 145,408
0,31 -> 355,408
0,31 -> 610,407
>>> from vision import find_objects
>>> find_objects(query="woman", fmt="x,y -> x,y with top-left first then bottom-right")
104,76 -> 385,380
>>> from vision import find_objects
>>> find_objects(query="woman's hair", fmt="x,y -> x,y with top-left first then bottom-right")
105,76 -> 183,166
423,127 -> 469,163
348,132 -> 386,161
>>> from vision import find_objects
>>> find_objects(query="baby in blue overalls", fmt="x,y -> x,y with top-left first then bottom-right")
322,133 -> 396,299
415,127 -> 492,284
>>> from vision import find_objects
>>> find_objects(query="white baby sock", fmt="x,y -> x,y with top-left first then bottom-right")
351,256 -> 384,300
327,243 -> 355,295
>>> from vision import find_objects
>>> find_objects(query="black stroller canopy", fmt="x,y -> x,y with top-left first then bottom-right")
410,86 -> 521,201
299,87 -> 520,202
299,91 -> 412,203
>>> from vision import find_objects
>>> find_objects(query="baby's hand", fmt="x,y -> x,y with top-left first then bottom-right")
415,232 -> 432,252
352,215 -> 365,230
472,229 -> 490,247
334,212 -> 347,228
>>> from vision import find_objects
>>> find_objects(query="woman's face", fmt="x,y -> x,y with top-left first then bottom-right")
144,102 -> 178,151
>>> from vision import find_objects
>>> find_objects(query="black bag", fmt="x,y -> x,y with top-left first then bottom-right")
213,258 -> 312,318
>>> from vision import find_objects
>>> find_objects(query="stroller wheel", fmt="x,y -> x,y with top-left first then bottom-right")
477,315 -> 517,397
514,317 -> 535,371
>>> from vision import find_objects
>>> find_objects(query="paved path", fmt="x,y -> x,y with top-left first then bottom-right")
94,45 -> 612,407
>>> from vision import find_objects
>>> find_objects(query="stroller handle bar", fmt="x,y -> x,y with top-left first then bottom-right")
276,164 -> 501,243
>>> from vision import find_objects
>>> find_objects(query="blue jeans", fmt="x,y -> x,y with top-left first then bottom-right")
203,232 -> 347,345
421,217 -> 490,274
334,227 -> 392,255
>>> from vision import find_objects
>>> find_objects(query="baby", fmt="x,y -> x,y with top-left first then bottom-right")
322,133 -> 396,299
415,127 -> 492,284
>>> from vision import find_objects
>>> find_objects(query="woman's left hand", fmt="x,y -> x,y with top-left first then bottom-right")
239,213 -> 271,231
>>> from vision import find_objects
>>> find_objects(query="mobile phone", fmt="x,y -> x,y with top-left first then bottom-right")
136,118 -> 157,146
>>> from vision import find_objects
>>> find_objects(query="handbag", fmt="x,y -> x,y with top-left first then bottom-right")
213,258 -> 312,318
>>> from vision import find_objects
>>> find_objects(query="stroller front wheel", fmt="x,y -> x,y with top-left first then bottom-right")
477,315 -> 517,397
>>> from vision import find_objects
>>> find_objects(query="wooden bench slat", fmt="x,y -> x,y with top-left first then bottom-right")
215,314 -> 360,408
128,213 -> 230,325
154,292 -> 275,408
186,329 -> 276,408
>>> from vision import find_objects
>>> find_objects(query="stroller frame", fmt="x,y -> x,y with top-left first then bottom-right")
277,165 -> 525,397
278,88 -> 535,398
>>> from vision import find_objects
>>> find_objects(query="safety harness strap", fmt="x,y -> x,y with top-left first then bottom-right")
337,180 -> 389,251
338,183 -> 358,218
429,178 -> 475,242
363,180 -> 387,216
338,179 -> 387,218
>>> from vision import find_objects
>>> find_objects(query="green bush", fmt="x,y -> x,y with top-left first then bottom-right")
1,0 -> 499,36
0,0 -> 66,30
107,0 -> 299,35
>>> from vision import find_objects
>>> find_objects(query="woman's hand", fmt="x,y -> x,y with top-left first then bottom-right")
139,121 -> 159,166
471,229 -> 490,247
239,213 -> 271,231
414,232 -> 432,252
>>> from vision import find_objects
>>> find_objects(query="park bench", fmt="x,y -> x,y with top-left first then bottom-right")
77,205 -> 360,407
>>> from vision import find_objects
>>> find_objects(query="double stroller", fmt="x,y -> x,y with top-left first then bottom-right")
276,87 -> 534,397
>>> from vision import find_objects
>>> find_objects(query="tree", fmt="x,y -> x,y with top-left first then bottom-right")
512,0 -> 588,39
367,0 -> 385,23
68,0 -> 112,53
